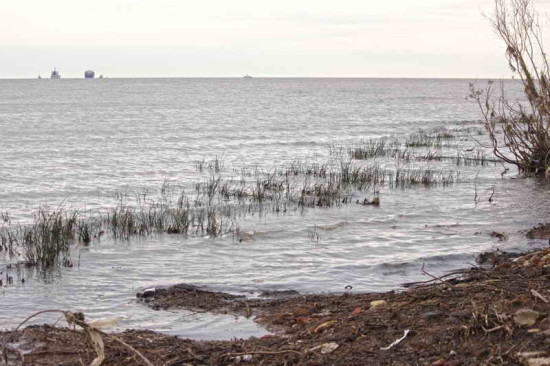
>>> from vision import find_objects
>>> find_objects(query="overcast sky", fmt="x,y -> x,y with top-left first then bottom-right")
2,0 -> 550,78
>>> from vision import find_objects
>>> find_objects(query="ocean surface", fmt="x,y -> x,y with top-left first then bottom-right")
0,78 -> 548,338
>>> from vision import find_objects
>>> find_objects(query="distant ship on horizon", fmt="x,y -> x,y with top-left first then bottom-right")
243,74 -> 252,79
84,70 -> 95,79
50,68 -> 60,79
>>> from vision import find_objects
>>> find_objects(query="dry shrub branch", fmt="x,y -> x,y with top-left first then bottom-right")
471,0 -> 550,174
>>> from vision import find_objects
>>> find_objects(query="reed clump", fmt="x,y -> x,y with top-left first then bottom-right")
0,208 -> 77,268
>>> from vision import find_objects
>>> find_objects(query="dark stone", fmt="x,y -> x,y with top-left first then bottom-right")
422,311 -> 444,320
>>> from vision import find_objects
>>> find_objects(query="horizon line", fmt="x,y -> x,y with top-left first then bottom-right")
0,76 -> 517,81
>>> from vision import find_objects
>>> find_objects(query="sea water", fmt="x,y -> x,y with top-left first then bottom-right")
0,78 -> 548,338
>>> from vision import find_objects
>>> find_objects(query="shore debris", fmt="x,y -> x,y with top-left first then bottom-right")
511,248 -> 550,268
3,248 -> 550,365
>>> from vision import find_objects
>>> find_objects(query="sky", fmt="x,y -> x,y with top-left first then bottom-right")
2,0 -> 550,78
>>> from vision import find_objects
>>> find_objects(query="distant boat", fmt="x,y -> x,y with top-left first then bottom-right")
50,68 -> 60,79
84,70 -> 95,79
37,75 -> 42,79
243,74 -> 252,79
98,75 -> 104,79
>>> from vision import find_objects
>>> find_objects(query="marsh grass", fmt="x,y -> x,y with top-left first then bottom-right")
0,128 -> 478,269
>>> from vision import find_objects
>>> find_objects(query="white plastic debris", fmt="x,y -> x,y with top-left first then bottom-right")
87,316 -> 121,329
310,342 -> 340,354
380,329 -> 411,351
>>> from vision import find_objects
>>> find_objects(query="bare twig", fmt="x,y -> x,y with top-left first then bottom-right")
421,263 -> 454,289
530,289 -> 549,303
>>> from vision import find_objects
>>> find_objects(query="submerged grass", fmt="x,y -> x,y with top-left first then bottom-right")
195,155 -> 225,173
414,150 -> 500,166
347,128 -> 496,168
349,138 -> 401,160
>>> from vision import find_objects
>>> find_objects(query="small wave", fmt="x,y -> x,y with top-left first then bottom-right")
417,252 -> 472,263
233,228 -> 285,242
317,221 -> 350,231
373,261 -> 416,276
378,261 -> 412,269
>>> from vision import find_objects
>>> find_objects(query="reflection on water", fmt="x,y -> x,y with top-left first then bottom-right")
0,78 -> 548,338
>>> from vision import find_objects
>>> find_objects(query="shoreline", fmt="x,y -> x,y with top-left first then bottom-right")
2,247 -> 550,365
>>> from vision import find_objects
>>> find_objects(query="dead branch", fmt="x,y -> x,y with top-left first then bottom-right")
421,263 -> 454,289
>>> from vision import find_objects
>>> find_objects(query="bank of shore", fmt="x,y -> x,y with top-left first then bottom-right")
2,246 -> 550,366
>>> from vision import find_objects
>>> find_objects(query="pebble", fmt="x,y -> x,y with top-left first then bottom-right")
514,309 -> 541,327
526,358 -> 550,366
517,352 -> 550,366
370,300 -> 387,308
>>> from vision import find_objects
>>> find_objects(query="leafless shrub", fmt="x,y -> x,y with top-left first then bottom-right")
471,0 -> 550,174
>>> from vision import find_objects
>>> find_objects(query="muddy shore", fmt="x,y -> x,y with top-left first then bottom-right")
2,248 -> 550,366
